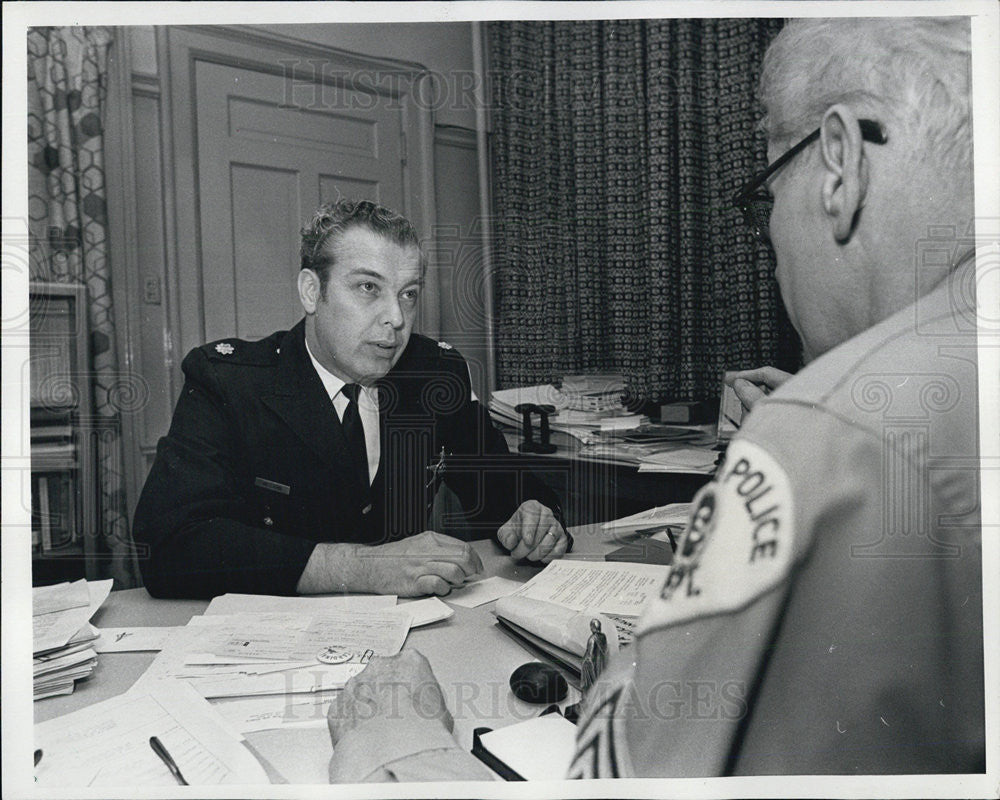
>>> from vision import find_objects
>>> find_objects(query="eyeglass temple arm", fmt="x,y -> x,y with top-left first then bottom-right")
733,119 -> 887,206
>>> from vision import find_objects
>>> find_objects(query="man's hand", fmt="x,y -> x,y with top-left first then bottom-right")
358,532 -> 483,597
726,366 -> 793,413
297,533 -> 482,597
327,650 -> 452,759
497,500 -> 570,563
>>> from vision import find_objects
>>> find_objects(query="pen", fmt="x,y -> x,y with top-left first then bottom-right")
724,414 -> 741,430
149,736 -> 188,785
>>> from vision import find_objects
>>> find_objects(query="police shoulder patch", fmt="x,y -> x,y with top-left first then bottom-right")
636,438 -> 795,634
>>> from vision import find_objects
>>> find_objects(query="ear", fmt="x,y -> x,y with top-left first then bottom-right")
298,269 -> 321,314
819,104 -> 869,243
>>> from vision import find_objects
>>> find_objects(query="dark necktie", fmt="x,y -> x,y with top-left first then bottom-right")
340,384 -> 369,488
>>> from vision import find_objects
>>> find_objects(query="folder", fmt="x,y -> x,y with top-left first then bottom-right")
471,707 -> 577,781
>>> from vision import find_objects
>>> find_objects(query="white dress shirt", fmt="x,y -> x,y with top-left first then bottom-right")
305,339 -> 380,484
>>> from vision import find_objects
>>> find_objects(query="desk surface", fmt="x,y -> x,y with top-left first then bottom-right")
34,524 -> 633,783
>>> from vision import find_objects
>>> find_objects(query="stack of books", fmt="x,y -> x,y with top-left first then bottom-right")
556,373 -> 626,413
31,408 -> 78,557
33,578 -> 112,700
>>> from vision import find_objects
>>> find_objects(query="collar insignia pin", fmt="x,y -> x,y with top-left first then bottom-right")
215,342 -> 234,355
438,341 -> 452,350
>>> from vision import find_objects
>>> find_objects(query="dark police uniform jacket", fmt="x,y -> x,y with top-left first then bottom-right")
133,320 -> 560,599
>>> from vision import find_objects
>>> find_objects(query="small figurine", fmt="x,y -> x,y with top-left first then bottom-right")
580,618 -> 609,692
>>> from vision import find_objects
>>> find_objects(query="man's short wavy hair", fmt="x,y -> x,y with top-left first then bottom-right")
759,17 -> 972,176
300,199 -> 421,295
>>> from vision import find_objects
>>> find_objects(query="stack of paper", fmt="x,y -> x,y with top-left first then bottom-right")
558,373 -> 626,413
489,384 -> 644,446
636,446 -> 719,473
33,579 -> 112,699
601,503 -> 692,534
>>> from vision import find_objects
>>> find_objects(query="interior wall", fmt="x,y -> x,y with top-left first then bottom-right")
116,23 -> 488,519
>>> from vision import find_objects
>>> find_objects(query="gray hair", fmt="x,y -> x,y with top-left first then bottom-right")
759,17 -> 972,174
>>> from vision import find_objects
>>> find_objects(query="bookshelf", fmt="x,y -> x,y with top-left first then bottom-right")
30,283 -> 101,585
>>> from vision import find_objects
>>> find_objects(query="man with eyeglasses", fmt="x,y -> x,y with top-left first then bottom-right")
323,18 -> 984,781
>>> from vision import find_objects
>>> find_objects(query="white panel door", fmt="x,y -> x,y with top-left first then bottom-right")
194,60 -> 406,341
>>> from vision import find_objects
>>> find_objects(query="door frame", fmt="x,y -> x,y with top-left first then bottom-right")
161,24 -> 440,375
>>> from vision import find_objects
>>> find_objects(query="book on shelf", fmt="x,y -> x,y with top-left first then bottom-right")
32,471 -> 78,553
32,424 -> 74,441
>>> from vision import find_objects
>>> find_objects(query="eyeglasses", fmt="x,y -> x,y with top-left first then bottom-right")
732,119 -> 888,245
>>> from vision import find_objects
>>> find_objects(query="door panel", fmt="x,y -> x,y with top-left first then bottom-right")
194,59 -> 405,342
230,164 -> 301,341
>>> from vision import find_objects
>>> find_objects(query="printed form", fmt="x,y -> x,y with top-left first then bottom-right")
34,682 -> 269,787
512,559 -> 669,616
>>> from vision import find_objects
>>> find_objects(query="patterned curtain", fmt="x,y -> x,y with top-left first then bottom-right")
27,26 -> 140,588
489,19 -> 801,403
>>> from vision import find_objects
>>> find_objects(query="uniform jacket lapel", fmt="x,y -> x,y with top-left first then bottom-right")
261,320 -> 354,475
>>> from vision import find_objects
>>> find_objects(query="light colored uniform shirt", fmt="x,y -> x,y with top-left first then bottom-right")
329,257 -> 984,781
305,339 -> 380,484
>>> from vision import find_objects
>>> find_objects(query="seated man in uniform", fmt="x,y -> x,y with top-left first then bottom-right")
133,199 -> 570,599
323,16 -> 985,780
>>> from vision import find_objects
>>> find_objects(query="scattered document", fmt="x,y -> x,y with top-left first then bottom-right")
512,559 -> 669,616
210,693 -> 336,734
94,627 -> 178,652
191,664 -> 364,699
637,447 -> 718,473
204,592 -> 396,615
34,682 -> 269,787
33,579 -> 90,616
717,373 -> 744,439
201,609 -> 411,662
396,596 -> 454,626
132,610 -> 407,698
602,503 -> 692,533
446,576 -> 522,608
33,605 -> 95,655
288,608 -> 411,660
132,615 -> 320,691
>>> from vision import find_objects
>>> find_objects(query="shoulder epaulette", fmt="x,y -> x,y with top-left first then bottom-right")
200,332 -> 283,366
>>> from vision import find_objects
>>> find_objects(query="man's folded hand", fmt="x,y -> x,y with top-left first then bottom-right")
497,500 -> 570,563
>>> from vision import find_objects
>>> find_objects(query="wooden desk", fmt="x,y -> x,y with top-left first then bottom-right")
500,431 -> 712,526
34,526 -> 632,783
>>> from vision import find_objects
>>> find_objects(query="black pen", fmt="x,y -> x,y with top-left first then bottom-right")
149,736 -> 188,785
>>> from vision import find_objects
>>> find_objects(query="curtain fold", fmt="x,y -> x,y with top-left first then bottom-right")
28,26 -> 140,588
489,19 -> 800,403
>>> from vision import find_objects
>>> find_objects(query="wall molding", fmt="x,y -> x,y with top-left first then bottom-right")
435,124 -> 477,150
131,72 -> 160,98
